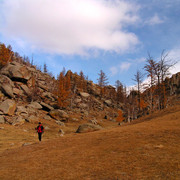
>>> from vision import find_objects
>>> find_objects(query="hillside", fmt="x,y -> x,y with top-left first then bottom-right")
0,104 -> 180,179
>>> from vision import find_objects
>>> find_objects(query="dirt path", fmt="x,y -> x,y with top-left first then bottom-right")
0,106 -> 180,179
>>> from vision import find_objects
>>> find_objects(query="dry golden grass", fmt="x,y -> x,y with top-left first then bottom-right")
0,105 -> 180,179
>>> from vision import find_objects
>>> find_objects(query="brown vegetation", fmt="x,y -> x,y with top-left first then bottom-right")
0,104 -> 180,179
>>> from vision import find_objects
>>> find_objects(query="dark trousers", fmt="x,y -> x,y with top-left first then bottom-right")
38,133 -> 42,141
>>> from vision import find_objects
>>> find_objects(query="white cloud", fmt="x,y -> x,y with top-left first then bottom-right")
110,66 -> 118,76
145,14 -> 164,25
0,0 -> 140,56
120,62 -> 131,72
110,61 -> 132,76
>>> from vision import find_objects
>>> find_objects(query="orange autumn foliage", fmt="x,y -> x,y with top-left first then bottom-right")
140,99 -> 147,109
116,110 -> 124,122
0,43 -> 12,68
57,72 -> 70,108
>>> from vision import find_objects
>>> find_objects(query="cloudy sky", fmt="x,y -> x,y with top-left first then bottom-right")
0,0 -> 180,86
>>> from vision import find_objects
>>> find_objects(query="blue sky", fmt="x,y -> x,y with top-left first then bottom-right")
0,0 -> 180,87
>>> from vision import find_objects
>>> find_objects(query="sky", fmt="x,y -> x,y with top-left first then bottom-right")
0,0 -> 180,87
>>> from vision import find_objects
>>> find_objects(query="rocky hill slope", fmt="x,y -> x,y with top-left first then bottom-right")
0,104 -> 180,179
0,60 -> 122,134
0,59 -> 180,131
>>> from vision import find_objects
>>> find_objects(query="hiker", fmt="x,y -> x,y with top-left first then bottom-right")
35,122 -> 44,141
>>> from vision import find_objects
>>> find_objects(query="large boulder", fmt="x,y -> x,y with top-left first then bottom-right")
0,75 -> 14,98
0,62 -> 31,82
28,102 -> 42,109
0,99 -> 16,115
76,123 -> 103,133
49,109 -> 69,121
1,84 -> 14,98
80,92 -> 90,98
104,99 -> 112,106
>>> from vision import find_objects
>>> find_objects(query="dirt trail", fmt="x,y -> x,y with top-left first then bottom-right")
0,106 -> 180,179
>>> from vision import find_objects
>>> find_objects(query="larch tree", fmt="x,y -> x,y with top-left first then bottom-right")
79,70 -> 86,91
0,43 -> 12,69
156,50 -> 176,109
97,70 -> 108,97
116,110 -> 124,123
132,70 -> 144,111
144,55 -> 157,111
57,72 -> 70,108
115,80 -> 124,103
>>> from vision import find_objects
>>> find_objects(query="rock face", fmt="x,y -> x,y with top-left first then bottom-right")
166,72 -> 180,95
0,75 -> 14,98
0,99 -> 16,115
0,62 -> 31,82
76,123 -> 103,133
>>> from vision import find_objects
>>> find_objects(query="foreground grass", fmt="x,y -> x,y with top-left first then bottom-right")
0,106 -> 180,179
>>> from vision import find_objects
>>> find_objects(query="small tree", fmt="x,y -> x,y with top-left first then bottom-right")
116,110 -> 124,123
0,43 -> 12,68
57,72 -> 70,108
97,70 -> 108,97
132,70 -> 144,111
144,55 -> 157,111
115,80 -> 124,103
43,63 -> 48,73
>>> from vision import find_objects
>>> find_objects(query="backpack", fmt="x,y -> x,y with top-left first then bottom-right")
37,125 -> 44,133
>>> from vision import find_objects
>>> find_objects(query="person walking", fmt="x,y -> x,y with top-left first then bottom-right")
35,122 -> 44,141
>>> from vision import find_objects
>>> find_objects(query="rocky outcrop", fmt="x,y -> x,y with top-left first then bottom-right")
0,99 -> 16,115
87,82 -> 101,96
0,75 -> 14,98
0,62 -> 31,83
165,72 -> 180,95
76,123 -> 103,133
